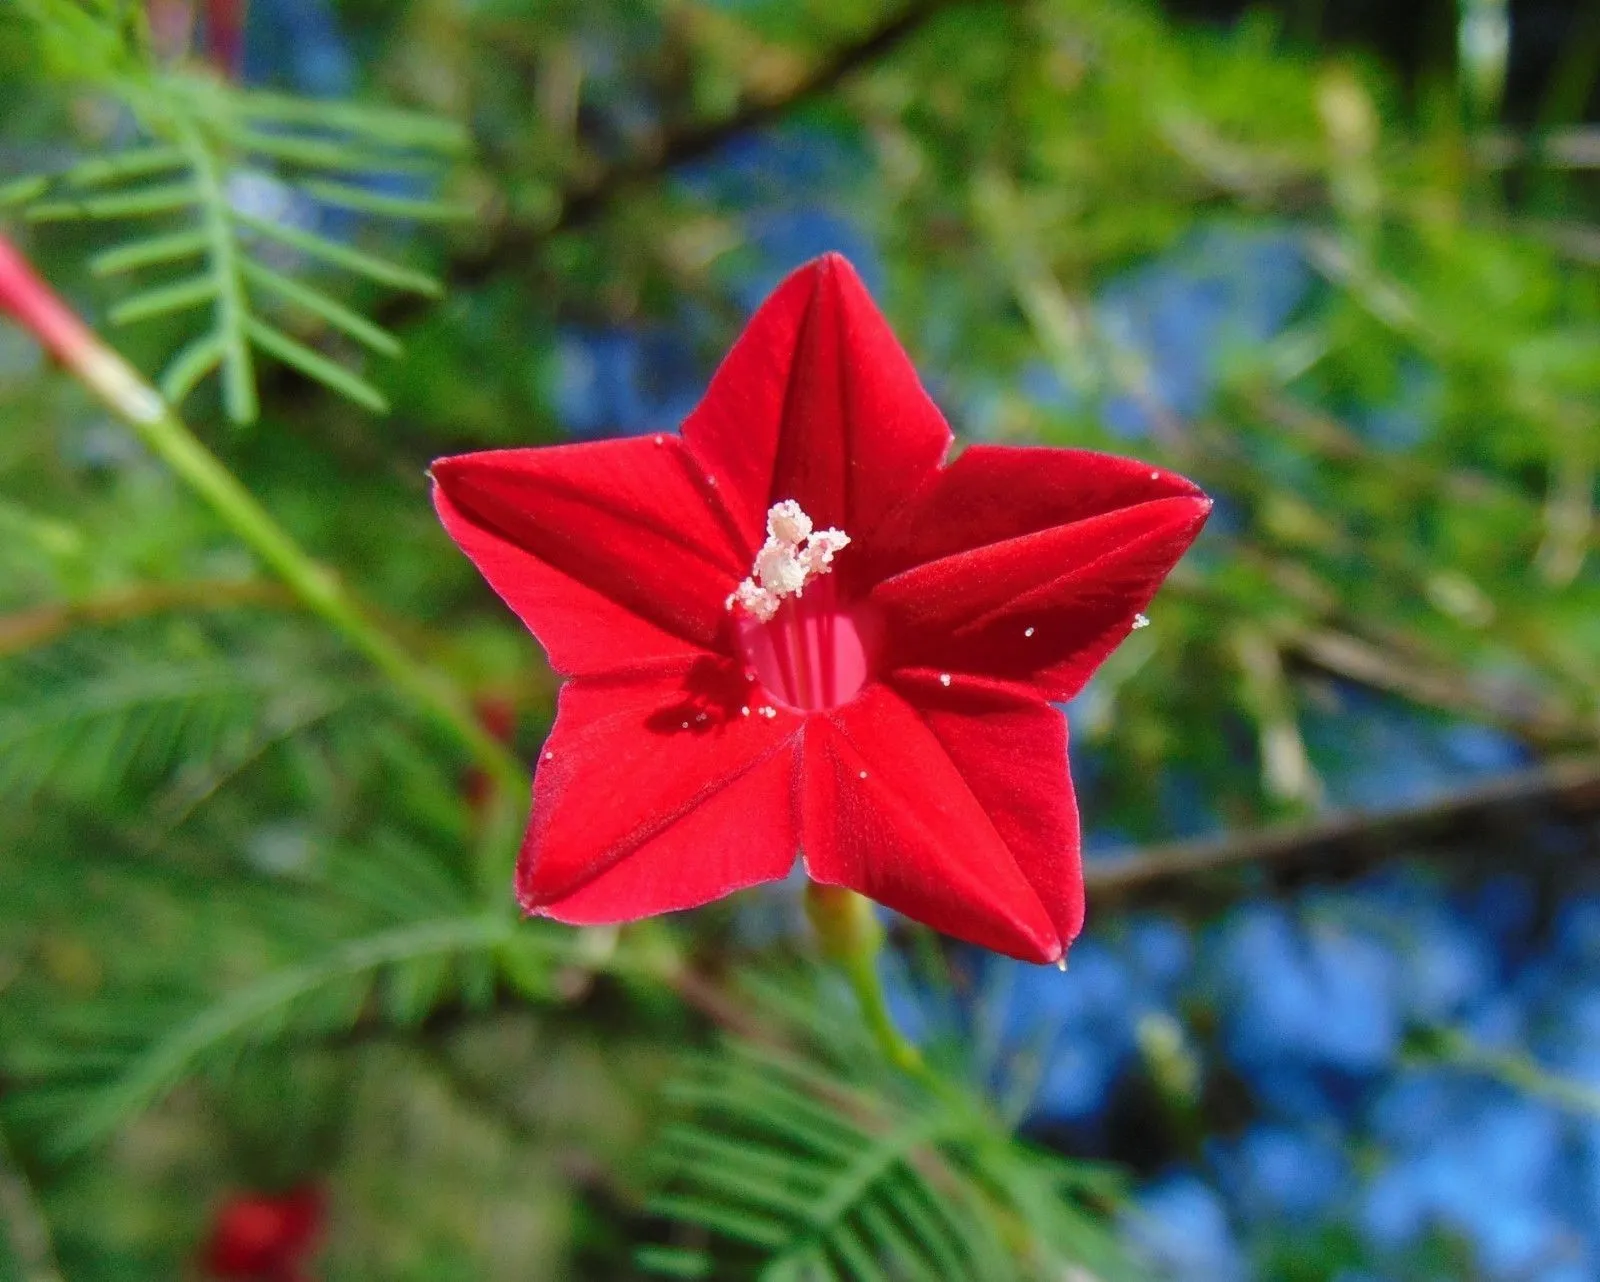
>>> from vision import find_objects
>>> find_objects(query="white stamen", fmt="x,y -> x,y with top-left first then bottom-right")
1132,612 -> 1150,630
754,540 -> 808,597
766,499 -> 812,545
726,500 -> 851,619
1024,626 -> 1036,637
798,528 -> 849,576
726,579 -> 780,622
939,673 -> 952,687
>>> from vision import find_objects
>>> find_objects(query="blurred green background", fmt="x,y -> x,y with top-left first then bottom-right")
1,0 -> 1599,1279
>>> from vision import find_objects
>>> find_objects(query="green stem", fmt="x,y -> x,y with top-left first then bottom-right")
1424,1029 -> 1600,1118
52,335 -> 526,799
805,883 -> 926,1075
175,115 -> 258,424
841,940 -> 926,1075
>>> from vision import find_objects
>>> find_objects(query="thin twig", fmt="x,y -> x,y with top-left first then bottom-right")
1086,756 -> 1600,907
555,0 -> 963,233
444,0 -> 975,289
0,579 -> 291,658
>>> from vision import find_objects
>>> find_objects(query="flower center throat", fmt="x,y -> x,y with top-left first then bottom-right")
727,501 -> 877,712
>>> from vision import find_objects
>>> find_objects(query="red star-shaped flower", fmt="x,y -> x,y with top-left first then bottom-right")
433,255 -> 1209,962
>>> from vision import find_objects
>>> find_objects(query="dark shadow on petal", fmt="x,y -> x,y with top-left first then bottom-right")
642,656 -> 757,736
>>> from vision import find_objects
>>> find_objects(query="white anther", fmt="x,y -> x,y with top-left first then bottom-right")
766,499 -> 812,545
939,673 -> 952,687
726,579 -> 780,622
754,540 -> 808,597
798,527 -> 849,576
1024,626 -> 1036,637
727,501 -> 851,618
1132,613 -> 1150,630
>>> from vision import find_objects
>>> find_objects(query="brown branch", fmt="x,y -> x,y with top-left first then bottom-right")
1086,755 -> 1600,909
0,579 -> 293,658
563,0 -> 960,229
442,0 -> 975,291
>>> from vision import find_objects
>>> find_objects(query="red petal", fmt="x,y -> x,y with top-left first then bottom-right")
433,438 -> 748,678
863,443 -> 1207,580
681,254 -> 951,550
871,493 -> 1210,701
799,683 -> 1062,962
518,659 -> 801,921
892,672 -> 1083,948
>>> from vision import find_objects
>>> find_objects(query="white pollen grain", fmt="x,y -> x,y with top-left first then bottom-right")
939,673 -> 952,687
681,720 -> 689,729
859,770 -> 868,779
653,434 -> 664,445
1150,471 -> 1160,480
543,751 -> 554,761
695,712 -> 708,722
1024,626 -> 1036,637
740,706 -> 750,716
706,476 -> 717,486
1056,957 -> 1068,972
1132,612 -> 1150,630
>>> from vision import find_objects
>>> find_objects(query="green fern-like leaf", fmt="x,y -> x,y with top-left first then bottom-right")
50,911 -> 518,1157
9,830 -> 576,1158
0,649 -> 347,809
16,9 -> 469,422
640,1021 -> 1131,1282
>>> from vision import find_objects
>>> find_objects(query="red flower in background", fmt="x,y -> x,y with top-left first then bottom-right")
202,1184 -> 323,1281
463,693 -> 519,811
433,255 -> 1209,962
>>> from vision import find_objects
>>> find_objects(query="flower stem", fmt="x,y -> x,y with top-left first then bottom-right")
804,882 -> 926,1075
135,399 -> 526,795
0,235 -> 525,799
1417,1028 -> 1600,1118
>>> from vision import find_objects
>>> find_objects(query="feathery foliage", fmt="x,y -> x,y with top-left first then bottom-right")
640,977 -> 1130,1282
11,0 -> 467,421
